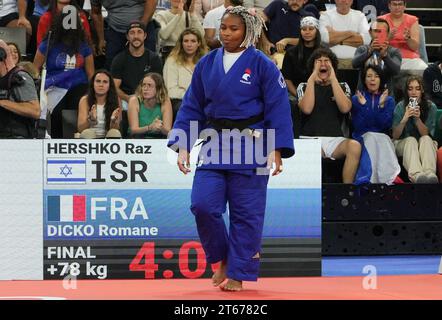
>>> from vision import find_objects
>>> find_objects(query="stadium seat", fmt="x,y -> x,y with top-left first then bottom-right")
61,109 -> 78,139
418,24 -> 429,64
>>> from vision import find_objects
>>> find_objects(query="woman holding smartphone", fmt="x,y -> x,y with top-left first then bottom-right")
392,75 -> 438,183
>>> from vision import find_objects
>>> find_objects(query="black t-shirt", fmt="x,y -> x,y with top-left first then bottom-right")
111,48 -> 163,95
264,1 -> 313,45
297,82 -> 351,137
282,45 -> 316,89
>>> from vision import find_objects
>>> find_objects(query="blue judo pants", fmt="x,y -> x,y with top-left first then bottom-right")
190,169 -> 269,281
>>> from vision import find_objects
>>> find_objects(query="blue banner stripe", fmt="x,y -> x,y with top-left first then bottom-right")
47,160 -> 86,164
47,196 -> 60,221
47,178 -> 87,182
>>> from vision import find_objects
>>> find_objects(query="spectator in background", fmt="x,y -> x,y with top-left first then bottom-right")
29,0 -> 49,59
0,0 -> 32,38
203,0 -> 243,50
354,0 -> 389,23
157,0 -> 171,9
128,73 -> 173,138
7,42 -> 21,65
194,0 -> 224,21
260,0 -> 313,56
242,0 -> 272,10
37,0 -> 91,48
77,69 -> 122,138
282,16 -> 322,98
303,1 -> 320,19
90,0 -> 158,70
297,48 -> 362,184
154,0 -> 204,61
111,21 -> 162,111
163,28 -> 208,121
0,40 -> 40,138
423,45 -> 442,109
379,0 -> 427,73
319,0 -> 370,69
351,64 -> 400,184
34,9 -> 94,138
392,75 -> 438,183
352,18 -> 401,93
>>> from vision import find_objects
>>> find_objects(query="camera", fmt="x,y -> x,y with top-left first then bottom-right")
409,97 -> 418,108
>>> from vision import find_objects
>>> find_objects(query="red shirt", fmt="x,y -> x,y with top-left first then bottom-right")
37,11 -> 92,48
379,13 -> 419,59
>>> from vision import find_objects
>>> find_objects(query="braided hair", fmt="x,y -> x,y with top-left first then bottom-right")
222,6 -> 265,49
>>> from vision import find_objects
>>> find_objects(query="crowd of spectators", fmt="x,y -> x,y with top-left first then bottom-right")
0,0 -> 442,183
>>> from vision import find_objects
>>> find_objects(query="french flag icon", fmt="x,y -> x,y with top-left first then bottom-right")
47,195 -> 86,222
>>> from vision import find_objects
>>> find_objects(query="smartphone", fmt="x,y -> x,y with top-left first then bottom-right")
377,29 -> 387,45
409,97 -> 418,108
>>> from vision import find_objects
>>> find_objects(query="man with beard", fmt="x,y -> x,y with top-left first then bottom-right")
297,47 -> 362,183
111,21 -> 163,110
91,0 -> 158,70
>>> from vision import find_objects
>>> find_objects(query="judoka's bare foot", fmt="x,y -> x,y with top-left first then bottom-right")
220,279 -> 243,292
212,260 -> 227,287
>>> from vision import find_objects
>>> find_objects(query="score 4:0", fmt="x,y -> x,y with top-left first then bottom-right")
129,241 -> 219,279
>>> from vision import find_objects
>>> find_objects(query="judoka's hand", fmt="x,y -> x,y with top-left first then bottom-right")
178,149 -> 191,174
267,150 -> 282,176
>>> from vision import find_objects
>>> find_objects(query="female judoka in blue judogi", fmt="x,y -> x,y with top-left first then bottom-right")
167,6 -> 295,291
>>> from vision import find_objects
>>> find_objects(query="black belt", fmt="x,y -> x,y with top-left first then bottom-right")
207,113 -> 264,132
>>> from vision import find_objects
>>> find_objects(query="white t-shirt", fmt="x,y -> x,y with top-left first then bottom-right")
0,0 -> 18,18
223,50 -> 245,74
91,104 -> 106,138
203,5 -> 227,41
319,8 -> 371,59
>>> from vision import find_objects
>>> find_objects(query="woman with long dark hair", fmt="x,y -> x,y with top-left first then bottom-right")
36,0 -> 91,48
34,9 -> 95,138
392,75 -> 438,183
77,70 -> 122,138
351,64 -> 400,184
281,16 -> 322,98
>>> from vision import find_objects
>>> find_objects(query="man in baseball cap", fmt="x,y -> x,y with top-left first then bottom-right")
111,20 -> 162,111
